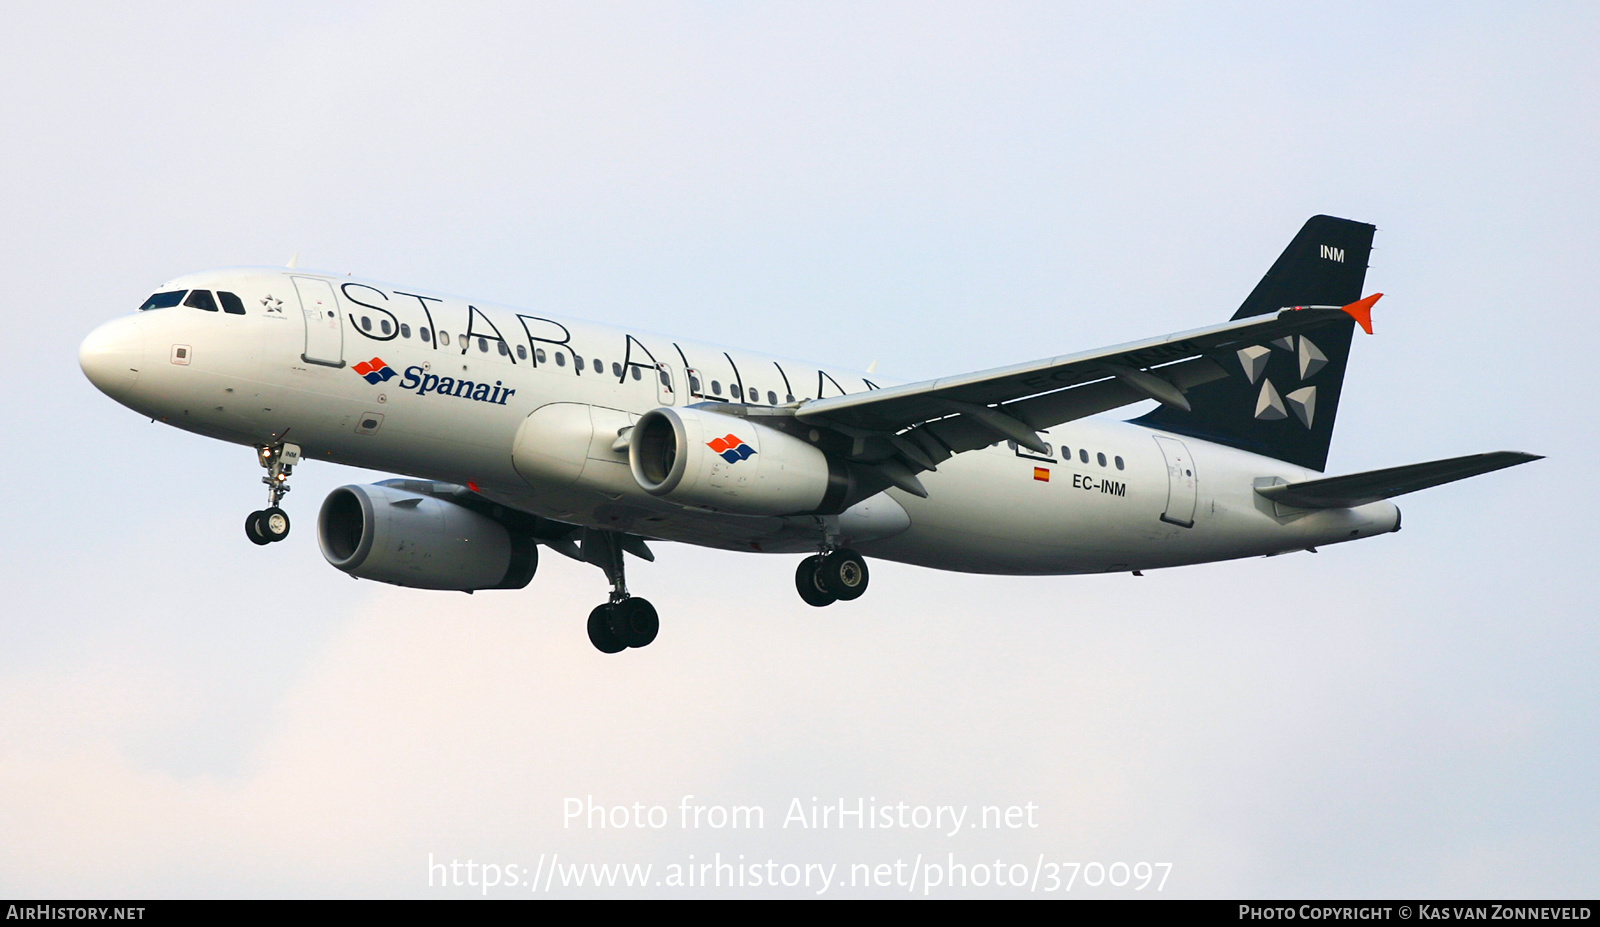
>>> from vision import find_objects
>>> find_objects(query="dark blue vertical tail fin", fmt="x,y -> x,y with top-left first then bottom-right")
1134,215 -> 1377,471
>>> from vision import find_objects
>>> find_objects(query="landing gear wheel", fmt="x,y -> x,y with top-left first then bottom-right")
245,511 -> 271,546
249,443 -> 300,548
607,597 -> 660,648
587,604 -> 627,654
260,506 -> 291,542
818,548 -> 869,600
795,555 -> 837,607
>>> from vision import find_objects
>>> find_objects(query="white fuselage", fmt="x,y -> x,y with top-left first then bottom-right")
80,267 -> 1400,575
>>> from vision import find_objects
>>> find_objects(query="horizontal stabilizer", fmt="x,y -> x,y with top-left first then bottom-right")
1255,451 -> 1542,509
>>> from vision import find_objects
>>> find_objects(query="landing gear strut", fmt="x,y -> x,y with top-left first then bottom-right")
582,528 -> 660,653
795,522 -> 871,607
246,442 -> 300,545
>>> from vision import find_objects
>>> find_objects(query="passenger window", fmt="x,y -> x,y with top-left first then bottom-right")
420,328 -> 431,343
138,290 -> 186,312
516,344 -> 526,360
555,352 -> 566,367
631,366 -> 641,380
1079,449 -> 1089,464
478,338 -> 489,353
1115,456 -> 1125,470
498,341 -> 508,356
689,374 -> 702,393
184,290 -> 219,312
218,291 -> 246,315
612,362 -> 622,377
1097,452 -> 1107,467
572,353 -> 584,370
731,385 -> 743,400
712,380 -> 722,395
786,394 -> 795,403
440,332 -> 451,346
659,370 -> 671,387
361,316 -> 372,332
535,348 -> 546,363
381,319 -> 392,336
768,390 -> 777,405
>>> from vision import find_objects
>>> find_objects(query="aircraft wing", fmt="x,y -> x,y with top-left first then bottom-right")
787,300 -> 1378,492
1254,451 -> 1542,509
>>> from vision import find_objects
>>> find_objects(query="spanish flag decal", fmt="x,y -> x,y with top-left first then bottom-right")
1033,467 -> 1050,482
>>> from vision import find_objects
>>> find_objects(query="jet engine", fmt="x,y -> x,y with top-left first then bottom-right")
628,406 -> 852,515
317,481 -> 538,590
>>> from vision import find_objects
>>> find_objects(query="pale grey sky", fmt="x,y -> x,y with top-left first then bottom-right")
0,2 -> 1594,897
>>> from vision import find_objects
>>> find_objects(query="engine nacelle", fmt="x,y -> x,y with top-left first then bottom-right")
317,482 -> 538,591
629,406 -> 851,515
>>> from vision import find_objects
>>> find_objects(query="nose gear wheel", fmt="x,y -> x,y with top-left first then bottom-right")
245,442 -> 301,544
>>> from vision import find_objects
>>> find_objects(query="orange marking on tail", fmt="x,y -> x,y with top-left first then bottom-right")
1341,293 -> 1382,335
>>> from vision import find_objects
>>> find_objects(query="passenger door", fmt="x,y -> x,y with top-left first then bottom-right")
293,276 -> 344,367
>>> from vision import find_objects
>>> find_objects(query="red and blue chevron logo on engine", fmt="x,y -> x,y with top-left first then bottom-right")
707,433 -> 756,464
352,357 -> 397,385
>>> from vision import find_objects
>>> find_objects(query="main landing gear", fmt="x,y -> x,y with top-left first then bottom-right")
246,442 -> 301,546
795,548 -> 870,607
581,529 -> 660,654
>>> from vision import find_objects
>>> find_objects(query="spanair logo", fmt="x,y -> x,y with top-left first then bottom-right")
707,434 -> 756,464
353,357 -> 397,385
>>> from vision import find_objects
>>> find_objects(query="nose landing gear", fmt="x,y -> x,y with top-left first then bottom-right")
245,507 -> 291,545
246,442 -> 300,545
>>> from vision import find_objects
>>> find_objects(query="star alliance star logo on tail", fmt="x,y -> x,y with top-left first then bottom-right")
353,357 -> 397,385
707,434 -> 756,464
1237,336 -> 1323,429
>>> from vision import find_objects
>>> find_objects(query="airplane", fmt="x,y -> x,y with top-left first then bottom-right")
78,215 -> 1539,654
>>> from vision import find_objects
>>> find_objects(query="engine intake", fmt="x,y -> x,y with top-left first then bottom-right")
629,406 -> 851,515
317,482 -> 538,591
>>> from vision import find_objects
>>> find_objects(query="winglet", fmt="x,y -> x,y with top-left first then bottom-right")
1341,293 -> 1381,335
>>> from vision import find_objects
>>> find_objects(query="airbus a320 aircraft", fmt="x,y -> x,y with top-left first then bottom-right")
80,216 -> 1537,653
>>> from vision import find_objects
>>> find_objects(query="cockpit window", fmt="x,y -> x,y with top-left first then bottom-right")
218,291 -> 246,315
184,290 -> 219,312
138,290 -> 186,312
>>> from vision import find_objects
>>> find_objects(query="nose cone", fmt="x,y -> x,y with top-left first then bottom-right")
80,317 -> 145,401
